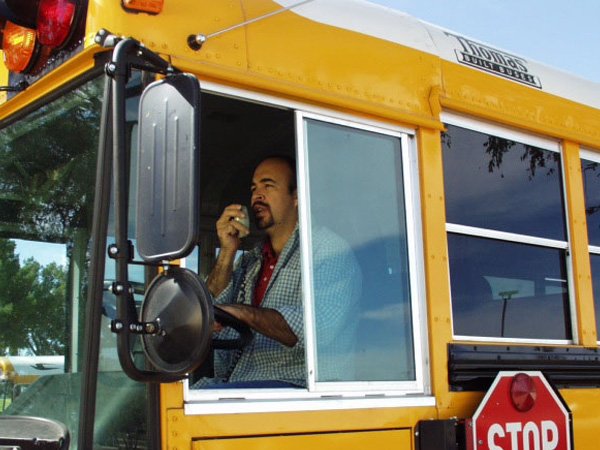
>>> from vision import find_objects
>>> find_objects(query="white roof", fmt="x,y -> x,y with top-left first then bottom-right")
275,0 -> 600,109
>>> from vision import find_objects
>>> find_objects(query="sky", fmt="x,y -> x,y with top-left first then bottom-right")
366,0 -> 600,84
14,239 -> 68,267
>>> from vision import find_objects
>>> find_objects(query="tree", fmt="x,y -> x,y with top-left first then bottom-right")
0,79 -> 104,356
0,238 -> 66,355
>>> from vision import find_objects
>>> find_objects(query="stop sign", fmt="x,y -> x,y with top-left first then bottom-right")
468,371 -> 572,450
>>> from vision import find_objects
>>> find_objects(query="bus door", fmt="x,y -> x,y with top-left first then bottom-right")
0,61 -> 161,448
0,75 -> 102,442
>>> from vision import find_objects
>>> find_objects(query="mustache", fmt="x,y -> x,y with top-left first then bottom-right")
252,201 -> 269,210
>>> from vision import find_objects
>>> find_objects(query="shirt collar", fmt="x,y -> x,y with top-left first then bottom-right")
261,239 -> 276,261
250,223 -> 299,260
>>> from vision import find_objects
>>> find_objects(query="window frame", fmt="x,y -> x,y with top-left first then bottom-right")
579,147 -> 600,344
297,111 -> 427,393
580,148 -> 600,256
441,112 -> 577,345
184,82 -> 432,412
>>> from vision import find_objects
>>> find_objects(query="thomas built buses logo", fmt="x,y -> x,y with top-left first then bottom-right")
446,33 -> 542,89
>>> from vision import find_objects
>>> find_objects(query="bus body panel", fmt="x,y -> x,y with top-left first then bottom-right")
79,0 -> 600,147
190,429 -> 412,450
86,1 -> 600,448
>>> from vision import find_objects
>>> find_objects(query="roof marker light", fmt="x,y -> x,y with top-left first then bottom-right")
122,0 -> 164,15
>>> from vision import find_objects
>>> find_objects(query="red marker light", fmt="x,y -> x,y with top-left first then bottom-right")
510,372 -> 537,412
37,0 -> 76,48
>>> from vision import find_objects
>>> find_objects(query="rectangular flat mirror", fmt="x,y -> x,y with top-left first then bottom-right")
136,73 -> 200,262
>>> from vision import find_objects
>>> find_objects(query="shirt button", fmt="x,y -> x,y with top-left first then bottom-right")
269,265 -> 274,269
264,277 -> 268,281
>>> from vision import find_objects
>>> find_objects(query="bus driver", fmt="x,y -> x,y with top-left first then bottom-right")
195,156 -> 361,389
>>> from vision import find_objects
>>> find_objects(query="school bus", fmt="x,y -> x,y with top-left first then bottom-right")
0,356 -> 64,412
0,0 -> 598,449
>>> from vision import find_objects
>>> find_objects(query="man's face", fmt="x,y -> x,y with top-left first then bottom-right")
251,158 -> 298,232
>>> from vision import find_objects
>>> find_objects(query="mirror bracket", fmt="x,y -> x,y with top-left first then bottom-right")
107,240 -> 134,260
111,319 -> 161,336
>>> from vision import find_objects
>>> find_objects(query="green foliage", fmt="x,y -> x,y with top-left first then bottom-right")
0,79 -> 104,357
0,238 -> 66,355
0,80 -> 102,241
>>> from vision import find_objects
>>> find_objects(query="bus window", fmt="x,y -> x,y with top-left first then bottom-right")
189,92 -> 296,388
581,156 -> 600,247
442,121 -> 572,342
580,152 -> 600,334
188,94 -> 425,395
300,116 -> 424,390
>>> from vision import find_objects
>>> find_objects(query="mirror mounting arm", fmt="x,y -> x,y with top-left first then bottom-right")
107,38 -> 185,383
111,318 -> 162,336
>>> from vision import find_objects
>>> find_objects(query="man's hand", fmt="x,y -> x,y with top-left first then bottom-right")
216,204 -> 249,255
213,318 -> 225,333
208,205 -> 249,297
216,304 -> 298,347
212,305 -> 233,333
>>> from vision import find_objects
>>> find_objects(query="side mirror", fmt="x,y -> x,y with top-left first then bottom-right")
108,43 -> 210,383
136,73 -> 200,262
140,268 -> 253,377
140,268 -> 213,377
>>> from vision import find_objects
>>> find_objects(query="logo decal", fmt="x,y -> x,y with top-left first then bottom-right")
446,33 -> 542,89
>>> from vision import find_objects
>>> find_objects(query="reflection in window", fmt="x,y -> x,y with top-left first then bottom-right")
443,125 -> 566,240
581,156 -> 600,332
304,119 -> 415,382
449,234 -> 571,340
590,255 -> 600,332
443,123 -> 571,341
582,158 -> 600,247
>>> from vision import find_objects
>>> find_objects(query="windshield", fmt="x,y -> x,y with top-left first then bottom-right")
0,77 -> 103,446
0,73 -> 152,448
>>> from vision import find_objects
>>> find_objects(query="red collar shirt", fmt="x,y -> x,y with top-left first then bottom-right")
253,240 -> 278,307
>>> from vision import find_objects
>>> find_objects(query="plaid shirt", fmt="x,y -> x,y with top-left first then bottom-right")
195,225 -> 362,388
210,227 -> 304,387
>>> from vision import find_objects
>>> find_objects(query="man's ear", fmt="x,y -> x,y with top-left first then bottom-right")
293,189 -> 298,208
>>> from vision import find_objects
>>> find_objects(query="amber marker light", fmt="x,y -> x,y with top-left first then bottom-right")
122,0 -> 164,15
3,21 -> 37,72
37,0 -> 76,48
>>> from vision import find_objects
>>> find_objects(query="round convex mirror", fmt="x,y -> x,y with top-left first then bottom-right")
141,268 -> 213,376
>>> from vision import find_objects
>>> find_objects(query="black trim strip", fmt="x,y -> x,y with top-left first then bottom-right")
449,343 -> 600,391
77,73 -> 113,450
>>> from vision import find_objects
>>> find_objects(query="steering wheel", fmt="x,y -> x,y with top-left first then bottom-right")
212,307 -> 253,349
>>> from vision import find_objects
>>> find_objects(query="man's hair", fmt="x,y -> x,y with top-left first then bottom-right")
257,155 -> 297,194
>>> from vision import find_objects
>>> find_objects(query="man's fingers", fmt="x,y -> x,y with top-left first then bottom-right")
219,204 -> 245,222
215,204 -> 248,251
228,219 -> 249,237
214,321 -> 224,333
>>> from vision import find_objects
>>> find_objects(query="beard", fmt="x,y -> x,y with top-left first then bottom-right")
252,202 -> 274,230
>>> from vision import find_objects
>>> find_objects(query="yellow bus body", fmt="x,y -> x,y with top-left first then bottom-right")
0,0 -> 598,448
